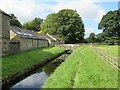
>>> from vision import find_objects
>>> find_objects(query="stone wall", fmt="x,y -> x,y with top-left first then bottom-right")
2,38 -> 10,56
19,38 -> 48,52
2,14 -> 10,38
37,39 -> 48,48
20,38 -> 33,51
0,13 -> 2,36
1,12 -> 10,56
0,13 -> 2,56
10,41 -> 20,54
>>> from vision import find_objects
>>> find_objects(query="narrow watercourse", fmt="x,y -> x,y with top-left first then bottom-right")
2,50 -> 71,90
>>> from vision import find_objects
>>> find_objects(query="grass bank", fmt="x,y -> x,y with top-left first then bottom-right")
43,46 -> 118,88
2,46 -> 64,80
95,45 -> 118,56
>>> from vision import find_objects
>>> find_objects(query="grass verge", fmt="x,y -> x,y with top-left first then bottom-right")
42,45 -> 118,88
96,45 -> 118,57
2,46 -> 64,80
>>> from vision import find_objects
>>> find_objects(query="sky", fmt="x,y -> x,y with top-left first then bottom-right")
0,0 -> 119,38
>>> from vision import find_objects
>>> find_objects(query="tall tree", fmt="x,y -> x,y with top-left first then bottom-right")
10,14 -> 22,27
57,9 -> 85,43
22,17 -> 43,31
98,9 -> 120,39
41,9 -> 85,44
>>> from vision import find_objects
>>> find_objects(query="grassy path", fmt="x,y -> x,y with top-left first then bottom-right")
2,46 -> 64,80
43,46 -> 118,88
74,46 -> 118,88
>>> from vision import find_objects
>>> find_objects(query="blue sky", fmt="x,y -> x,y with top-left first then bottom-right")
0,0 -> 119,38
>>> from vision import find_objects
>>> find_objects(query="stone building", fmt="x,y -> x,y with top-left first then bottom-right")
0,9 -> 10,56
0,9 -> 64,56
44,34 -> 64,46
10,26 -> 48,54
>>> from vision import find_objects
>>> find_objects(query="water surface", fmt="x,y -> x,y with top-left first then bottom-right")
10,54 -> 69,90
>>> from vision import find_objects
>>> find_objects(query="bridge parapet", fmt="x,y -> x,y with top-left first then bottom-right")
59,44 -> 79,50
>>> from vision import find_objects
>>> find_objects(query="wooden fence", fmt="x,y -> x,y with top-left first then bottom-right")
91,45 -> 120,71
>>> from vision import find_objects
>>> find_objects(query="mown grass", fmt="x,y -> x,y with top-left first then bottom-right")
42,47 -> 84,88
74,47 -> 118,88
43,45 -> 118,88
96,45 -> 118,57
2,46 -> 64,80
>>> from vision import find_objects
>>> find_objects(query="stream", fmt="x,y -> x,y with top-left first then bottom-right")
10,53 -> 69,90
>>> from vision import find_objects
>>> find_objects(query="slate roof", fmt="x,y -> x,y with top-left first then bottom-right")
10,26 -> 47,40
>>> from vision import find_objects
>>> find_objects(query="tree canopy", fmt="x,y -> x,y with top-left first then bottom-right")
40,13 -> 58,34
86,33 -> 96,43
98,9 -> 120,45
22,18 -> 43,31
10,14 -> 22,28
41,9 -> 85,44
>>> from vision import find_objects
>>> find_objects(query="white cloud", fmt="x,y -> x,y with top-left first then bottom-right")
48,0 -> 106,37
0,0 -> 106,22
85,27 -> 102,38
49,1 -> 106,23
0,0 -> 108,37
96,9 -> 106,22
0,0 -> 34,23
85,27 -> 94,38
27,0 -> 119,2
0,0 -> 49,23
0,0 -> 106,23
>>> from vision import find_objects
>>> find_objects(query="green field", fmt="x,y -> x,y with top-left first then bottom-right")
43,45 -> 118,88
2,46 -> 64,80
95,45 -> 118,57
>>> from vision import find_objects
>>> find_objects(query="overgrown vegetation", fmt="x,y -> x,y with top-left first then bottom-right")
43,46 -> 118,88
2,46 -> 64,80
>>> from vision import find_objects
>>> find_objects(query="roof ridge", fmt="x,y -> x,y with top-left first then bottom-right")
0,9 -> 10,17
46,34 -> 56,41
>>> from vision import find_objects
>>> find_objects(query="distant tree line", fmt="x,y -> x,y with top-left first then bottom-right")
10,14 -> 43,32
22,18 -> 43,31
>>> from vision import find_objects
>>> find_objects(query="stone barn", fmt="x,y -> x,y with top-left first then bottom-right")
0,9 -> 64,56
51,35 -> 64,45
0,9 -> 10,56
44,34 -> 64,46
10,26 -> 48,54
0,35 -> 2,56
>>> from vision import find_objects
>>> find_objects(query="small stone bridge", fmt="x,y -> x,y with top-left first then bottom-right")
59,44 -> 80,51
